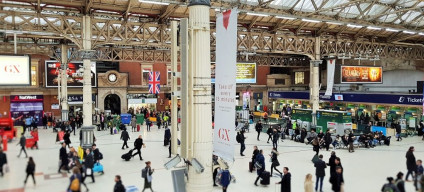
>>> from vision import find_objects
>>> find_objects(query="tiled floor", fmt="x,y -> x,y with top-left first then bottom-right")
0,125 -> 422,192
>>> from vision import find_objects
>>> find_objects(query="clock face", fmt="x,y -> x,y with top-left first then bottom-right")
108,74 -> 117,82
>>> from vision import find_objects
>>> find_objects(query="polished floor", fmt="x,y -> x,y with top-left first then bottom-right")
0,124 -> 422,192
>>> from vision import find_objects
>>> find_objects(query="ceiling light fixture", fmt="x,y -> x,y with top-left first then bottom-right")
403,31 -> 416,34
347,24 -> 363,28
139,0 -> 169,5
275,16 -> 295,20
386,28 -> 399,32
419,32 -> 424,36
246,12 -> 269,17
326,22 -> 342,25
301,19 -> 320,23
367,26 -> 381,30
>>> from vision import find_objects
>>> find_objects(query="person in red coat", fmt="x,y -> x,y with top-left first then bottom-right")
30,128 -> 39,149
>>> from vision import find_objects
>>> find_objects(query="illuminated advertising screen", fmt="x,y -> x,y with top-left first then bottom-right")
341,66 -> 382,83
0,55 -> 30,85
211,62 -> 256,83
45,60 -> 97,87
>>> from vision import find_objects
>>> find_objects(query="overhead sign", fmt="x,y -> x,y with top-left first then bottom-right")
341,66 -> 382,83
10,95 -> 43,102
45,60 -> 97,87
213,8 -> 237,162
211,62 -> 256,84
0,55 -> 31,86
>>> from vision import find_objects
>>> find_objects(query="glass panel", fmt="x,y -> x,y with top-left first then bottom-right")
167,68 -> 171,85
31,66 -> 36,86
142,68 -> 151,86
295,72 -> 304,84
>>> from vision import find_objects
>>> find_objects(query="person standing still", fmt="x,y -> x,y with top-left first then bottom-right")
330,166 -> 344,192
304,174 -> 314,192
416,160 -> 423,191
276,167 -> 291,192
120,129 -> 130,150
131,116 -> 137,132
114,175 -> 126,192
142,161 -> 154,192
17,133 -> 27,158
42,114 -> 48,129
239,130 -> 246,156
314,154 -> 327,192
23,157 -> 36,186
406,146 -> 417,181
348,133 -> 355,153
251,146 -> 259,173
132,135 -> 145,160
272,129 -> 279,149
255,120 -> 263,141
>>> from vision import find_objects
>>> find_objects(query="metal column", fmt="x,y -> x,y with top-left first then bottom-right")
186,0 -> 213,192
171,21 -> 178,155
60,44 -> 69,121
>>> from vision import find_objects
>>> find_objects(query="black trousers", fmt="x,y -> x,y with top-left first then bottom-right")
267,134 -> 272,142
18,146 -> 27,157
213,168 -> 218,185
24,173 -> 35,184
58,159 -> 69,172
240,142 -> 246,155
83,170 -> 95,183
122,140 -> 129,149
132,148 -> 143,160
256,131 -> 260,140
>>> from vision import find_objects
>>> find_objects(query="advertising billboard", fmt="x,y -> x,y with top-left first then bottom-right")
45,61 -> 97,87
341,66 -> 382,83
0,55 -> 30,86
211,62 -> 256,83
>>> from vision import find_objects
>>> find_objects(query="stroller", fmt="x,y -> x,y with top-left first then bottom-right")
121,149 -> 134,161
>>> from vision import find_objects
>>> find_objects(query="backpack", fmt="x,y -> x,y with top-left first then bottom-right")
236,133 -> 241,143
142,168 -> 147,178
382,184 -> 394,192
98,152 -> 103,160
70,176 -> 80,191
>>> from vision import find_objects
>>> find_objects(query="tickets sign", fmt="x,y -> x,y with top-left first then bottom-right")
341,66 -> 382,83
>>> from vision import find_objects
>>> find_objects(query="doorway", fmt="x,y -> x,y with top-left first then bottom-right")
104,94 -> 121,115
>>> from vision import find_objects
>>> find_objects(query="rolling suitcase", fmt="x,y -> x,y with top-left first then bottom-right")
121,149 -> 133,161
249,162 -> 254,172
260,171 -> 270,185
137,124 -> 140,132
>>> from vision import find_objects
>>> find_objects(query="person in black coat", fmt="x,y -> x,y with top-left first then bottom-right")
121,129 -> 130,149
330,166 -> 344,192
64,131 -> 71,148
255,120 -> 263,141
92,144 -> 101,163
239,130 -> 246,156
324,131 -> 332,151
251,146 -> 259,173
164,127 -> 171,146
396,123 -> 403,141
84,148 -> 95,183
0,147 -> 7,176
58,142 -> 69,173
272,129 -> 279,149
17,133 -> 27,158
314,154 -> 327,192
24,157 -> 36,186
70,118 -> 76,136
277,167 -> 291,192
42,114 -> 48,129
327,151 -> 337,174
114,175 -> 126,192
132,135 -> 144,160
405,146 -> 416,181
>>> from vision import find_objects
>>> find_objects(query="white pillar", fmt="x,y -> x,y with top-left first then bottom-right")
186,1 -> 213,192
170,21 -> 178,155
310,60 -> 322,126
60,44 -> 69,121
82,15 -> 93,127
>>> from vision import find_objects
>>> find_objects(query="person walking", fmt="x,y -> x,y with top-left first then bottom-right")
64,131 -> 72,148
276,167 -> 291,192
312,137 -> 320,156
327,151 -> 337,175
330,166 -> 344,192
70,118 -> 76,136
239,130 -> 246,156
395,172 -> 405,192
416,160 -> 423,191
17,133 -> 28,158
314,154 -> 327,192
348,133 -> 355,153
406,146 -> 417,181
23,157 -> 36,186
269,148 -> 282,176
381,177 -> 400,192
114,175 -> 126,192
146,118 -> 151,132
131,116 -> 137,132
0,147 -> 7,176
58,142 -> 69,173
254,150 -> 265,186
92,144 -> 102,163
255,120 -> 263,141
120,129 -> 130,150
68,167 -> 82,192
272,129 -> 279,149
132,135 -> 145,160
100,113 -> 105,131
324,131 -> 332,151
164,126 -> 171,146
83,148 -> 95,183
266,126 -> 273,143
142,161 -> 154,192
220,169 -> 232,192
396,122 -> 403,141
304,173 -> 314,192
250,146 -> 259,173
42,114 -> 48,129
30,128 -> 39,149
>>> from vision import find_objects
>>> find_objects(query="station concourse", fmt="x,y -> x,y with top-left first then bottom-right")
0,0 -> 424,192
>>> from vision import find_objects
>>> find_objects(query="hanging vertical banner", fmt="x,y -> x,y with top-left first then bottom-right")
213,8 -> 237,162
325,59 -> 336,96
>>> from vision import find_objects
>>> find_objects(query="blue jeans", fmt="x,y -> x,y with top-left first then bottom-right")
315,176 -> 324,191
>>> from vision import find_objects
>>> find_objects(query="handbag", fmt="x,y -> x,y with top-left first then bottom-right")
86,168 -> 92,175
3,164 -> 9,173
254,161 -> 262,169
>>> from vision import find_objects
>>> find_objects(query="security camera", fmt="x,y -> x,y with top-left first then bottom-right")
191,158 -> 204,173
164,155 -> 181,170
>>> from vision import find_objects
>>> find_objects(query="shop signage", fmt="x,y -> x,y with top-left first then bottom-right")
340,66 -> 382,83
45,61 -> 97,87
10,95 -> 43,102
0,55 -> 31,86
67,95 -> 96,104
51,104 -> 60,109
211,62 -> 256,84
269,91 -> 423,106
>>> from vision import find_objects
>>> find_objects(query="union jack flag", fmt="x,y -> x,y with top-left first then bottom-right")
148,71 -> 160,94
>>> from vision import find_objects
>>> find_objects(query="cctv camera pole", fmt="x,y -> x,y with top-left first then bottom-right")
185,0 -> 213,192
60,44 -> 69,122
80,15 -> 95,149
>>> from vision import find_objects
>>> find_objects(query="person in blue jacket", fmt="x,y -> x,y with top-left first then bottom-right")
220,169 -> 232,192
254,150 -> 265,186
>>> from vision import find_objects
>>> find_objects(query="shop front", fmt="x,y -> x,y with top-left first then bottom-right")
10,95 -> 44,126
128,96 -> 158,113
67,95 -> 96,118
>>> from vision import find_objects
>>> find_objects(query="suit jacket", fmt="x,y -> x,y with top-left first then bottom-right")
314,159 -> 327,177
279,172 -> 291,192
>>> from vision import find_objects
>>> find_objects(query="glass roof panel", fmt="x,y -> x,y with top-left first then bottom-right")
366,5 -> 389,16
295,0 -> 316,12
322,0 -> 349,9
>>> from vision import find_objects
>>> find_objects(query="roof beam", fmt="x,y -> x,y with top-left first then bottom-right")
306,0 -> 366,17
158,4 -> 178,23
85,0 -> 93,15
367,1 -> 421,21
124,0 -> 134,21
